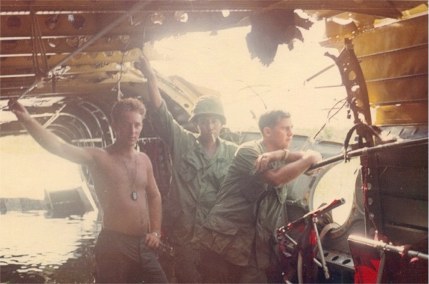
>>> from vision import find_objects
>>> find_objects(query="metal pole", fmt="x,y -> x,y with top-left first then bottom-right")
307,137 -> 428,171
304,63 -> 335,84
313,218 -> 330,280
376,250 -> 385,283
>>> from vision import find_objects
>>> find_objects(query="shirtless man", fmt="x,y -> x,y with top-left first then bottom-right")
8,98 -> 168,283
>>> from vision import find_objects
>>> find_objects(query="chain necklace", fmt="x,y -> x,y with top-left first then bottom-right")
122,154 -> 138,201
122,153 -> 147,227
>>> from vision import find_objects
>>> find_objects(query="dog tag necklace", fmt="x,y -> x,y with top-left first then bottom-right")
122,154 -> 138,201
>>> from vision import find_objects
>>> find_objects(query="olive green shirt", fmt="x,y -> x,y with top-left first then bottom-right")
197,139 -> 289,269
150,101 -> 237,245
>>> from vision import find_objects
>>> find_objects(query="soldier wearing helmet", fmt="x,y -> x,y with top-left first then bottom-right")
136,55 -> 237,283
189,95 -> 226,124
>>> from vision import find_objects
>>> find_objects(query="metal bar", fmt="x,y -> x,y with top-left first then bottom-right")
358,42 -> 428,59
371,98 -> 428,107
313,219 -> 330,279
307,137 -> 428,171
304,63 -> 335,84
313,84 -> 344,89
376,250 -> 386,283
348,235 -> 429,261
42,103 -> 67,127
408,250 -> 429,260
79,101 -> 114,146
365,72 -> 428,84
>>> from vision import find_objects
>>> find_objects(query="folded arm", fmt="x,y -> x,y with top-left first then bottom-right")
259,149 -> 322,186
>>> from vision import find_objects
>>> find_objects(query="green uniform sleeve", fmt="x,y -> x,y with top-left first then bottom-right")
232,143 -> 268,203
149,101 -> 195,159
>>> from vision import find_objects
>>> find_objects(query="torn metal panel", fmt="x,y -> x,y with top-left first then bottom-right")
322,12 -> 428,126
1,0 -> 427,101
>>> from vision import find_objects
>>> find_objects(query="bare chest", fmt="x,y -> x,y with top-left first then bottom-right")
91,154 -> 149,194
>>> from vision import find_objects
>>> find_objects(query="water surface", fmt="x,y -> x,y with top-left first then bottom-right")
0,211 -> 101,283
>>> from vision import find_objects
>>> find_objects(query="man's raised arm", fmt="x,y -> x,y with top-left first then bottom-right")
8,99 -> 94,165
134,54 -> 163,108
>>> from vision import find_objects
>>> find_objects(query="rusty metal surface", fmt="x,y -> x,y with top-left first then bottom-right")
0,0 -> 426,105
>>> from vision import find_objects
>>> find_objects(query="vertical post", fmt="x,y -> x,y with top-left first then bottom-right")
376,250 -> 386,283
313,217 -> 330,279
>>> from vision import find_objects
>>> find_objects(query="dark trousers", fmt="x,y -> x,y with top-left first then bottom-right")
173,244 -> 202,283
199,248 -> 243,283
199,248 -> 270,283
94,229 -> 168,283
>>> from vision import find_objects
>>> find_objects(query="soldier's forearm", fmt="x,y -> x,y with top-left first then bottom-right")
146,75 -> 163,109
148,194 -> 162,234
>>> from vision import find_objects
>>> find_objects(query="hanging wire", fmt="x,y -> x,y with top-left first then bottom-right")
116,36 -> 132,100
312,97 -> 348,140
30,10 -> 49,77
237,80 -> 268,110
116,51 -> 126,100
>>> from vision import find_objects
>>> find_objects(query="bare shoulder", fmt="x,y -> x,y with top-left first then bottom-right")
137,151 -> 153,166
84,146 -> 115,163
86,146 -> 109,157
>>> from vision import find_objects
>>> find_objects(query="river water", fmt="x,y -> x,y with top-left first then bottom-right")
0,210 -> 101,283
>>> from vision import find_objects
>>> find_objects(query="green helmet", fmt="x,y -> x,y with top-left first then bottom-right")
189,95 -> 226,124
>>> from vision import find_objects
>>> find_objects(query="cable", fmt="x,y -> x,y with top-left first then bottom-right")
312,98 -> 348,140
